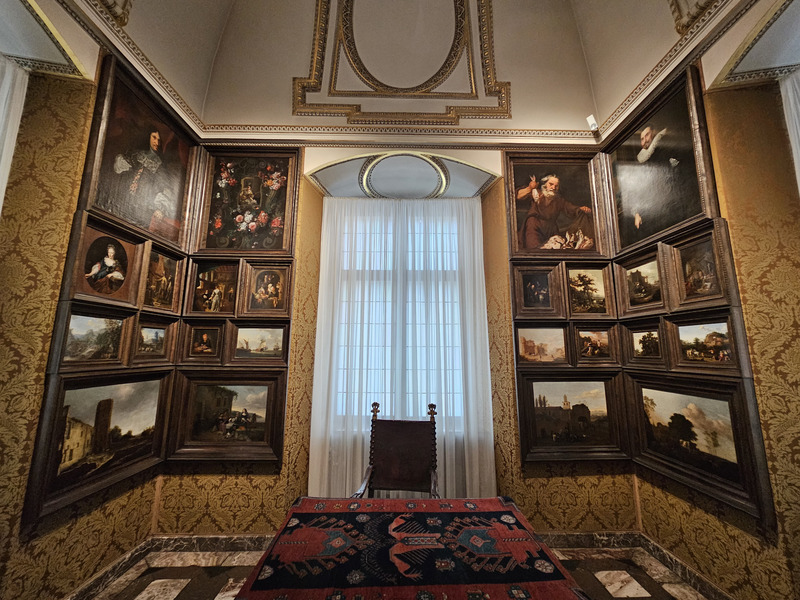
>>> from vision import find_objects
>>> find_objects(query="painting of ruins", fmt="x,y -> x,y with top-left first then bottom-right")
517,328 -> 567,363
531,380 -> 610,446
678,322 -> 732,363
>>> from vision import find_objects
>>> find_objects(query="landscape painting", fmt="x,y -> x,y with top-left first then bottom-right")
531,380 -> 610,446
137,326 -> 166,356
63,315 -> 123,362
633,330 -> 661,357
54,379 -> 161,491
190,384 -> 270,443
517,328 -> 567,363
626,260 -> 661,306
568,268 -> 607,314
577,329 -> 610,359
678,322 -> 732,363
641,387 -> 739,483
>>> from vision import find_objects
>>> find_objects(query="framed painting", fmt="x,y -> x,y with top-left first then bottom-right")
515,326 -> 569,366
226,323 -> 289,365
238,261 -> 293,317
185,260 -> 239,316
517,371 -> 628,463
506,153 -> 609,256
85,57 -> 193,246
195,149 -> 298,254
23,370 -> 171,524
140,245 -> 184,314
169,371 -> 287,462
621,317 -> 666,368
627,373 -> 774,524
665,312 -> 740,374
181,321 -> 225,363
574,324 -> 619,366
566,264 -> 615,318
512,263 -> 566,319
61,308 -> 133,370
72,224 -> 143,308
614,246 -> 667,317
666,220 -> 733,310
131,316 -> 177,364
609,67 -> 716,250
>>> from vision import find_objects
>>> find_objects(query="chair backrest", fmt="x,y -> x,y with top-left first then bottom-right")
362,402 -> 439,497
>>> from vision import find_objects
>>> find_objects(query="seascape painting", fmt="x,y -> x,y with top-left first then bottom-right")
235,327 -> 284,359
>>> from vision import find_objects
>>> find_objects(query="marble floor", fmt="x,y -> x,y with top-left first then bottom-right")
67,535 -> 729,600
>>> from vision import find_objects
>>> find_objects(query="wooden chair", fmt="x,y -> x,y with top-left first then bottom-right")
352,402 -> 440,498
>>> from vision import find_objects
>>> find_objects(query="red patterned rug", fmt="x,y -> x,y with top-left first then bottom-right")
236,496 -> 588,599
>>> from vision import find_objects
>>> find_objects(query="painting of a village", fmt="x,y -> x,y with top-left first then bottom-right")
532,381 -> 609,445
518,328 -> 566,363
63,315 -> 122,361
678,322 -> 732,362
235,327 -> 283,359
641,388 -> 739,483
568,268 -> 606,313
191,385 -> 269,443
56,380 -> 160,490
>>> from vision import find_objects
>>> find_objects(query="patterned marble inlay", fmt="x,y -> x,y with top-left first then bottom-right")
132,579 -> 191,600
595,570 -> 651,597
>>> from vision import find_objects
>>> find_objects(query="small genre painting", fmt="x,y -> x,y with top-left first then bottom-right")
64,315 -> 123,361
568,268 -> 607,314
83,237 -> 127,296
641,387 -> 739,483
613,87 -> 703,248
55,380 -> 160,491
250,269 -> 286,312
94,78 -> 189,242
517,328 -> 566,363
521,271 -> 551,309
678,322 -> 732,363
235,327 -> 284,359
626,260 -> 661,306
633,330 -> 661,357
190,328 -> 219,356
513,164 -> 595,251
144,251 -> 178,310
137,326 -> 166,356
205,156 -> 290,251
192,263 -> 238,313
532,380 -> 610,446
191,384 -> 270,443
578,330 -> 610,359
680,238 -> 720,298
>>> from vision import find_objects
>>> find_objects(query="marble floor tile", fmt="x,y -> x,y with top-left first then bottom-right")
662,583 -> 709,600
145,551 -> 231,568
630,548 -> 683,584
132,579 -> 191,600
595,570 -> 652,598
213,577 -> 248,600
220,551 -> 265,567
92,560 -> 149,600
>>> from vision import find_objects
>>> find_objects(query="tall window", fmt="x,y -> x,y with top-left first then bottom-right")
308,197 -> 496,498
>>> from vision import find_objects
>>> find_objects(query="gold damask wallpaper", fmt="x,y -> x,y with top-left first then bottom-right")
481,179 -> 638,532
636,83 -> 799,599
0,74 -> 157,599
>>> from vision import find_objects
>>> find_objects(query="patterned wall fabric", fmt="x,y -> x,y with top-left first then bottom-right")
0,74 -> 157,599
637,83 -> 798,599
155,176 -> 324,534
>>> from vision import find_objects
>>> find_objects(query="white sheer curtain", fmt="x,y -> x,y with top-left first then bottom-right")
0,54 -> 28,218
781,68 -> 800,198
308,196 -> 496,499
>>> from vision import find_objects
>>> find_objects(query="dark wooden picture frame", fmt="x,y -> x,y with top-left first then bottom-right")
626,372 -> 774,525
131,315 -> 178,364
84,57 -> 194,247
621,317 -> 666,368
193,149 -> 298,255
185,260 -> 239,316
139,243 -> 185,315
609,67 -> 717,251
512,263 -> 567,319
517,370 -> 628,463
238,261 -> 293,318
72,222 -> 143,308
573,323 -> 619,366
506,153 -> 610,257
566,263 -> 616,318
168,370 -> 287,463
515,326 -> 570,366
226,322 -> 289,365
181,320 -> 225,363
23,370 -> 172,524
614,245 -> 668,317
664,310 -> 741,374
60,304 -> 135,370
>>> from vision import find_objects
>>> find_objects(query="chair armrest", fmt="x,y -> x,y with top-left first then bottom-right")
351,465 -> 373,498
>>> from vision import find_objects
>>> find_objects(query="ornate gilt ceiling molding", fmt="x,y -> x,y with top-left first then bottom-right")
669,0 -> 716,34
292,0 -> 510,126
